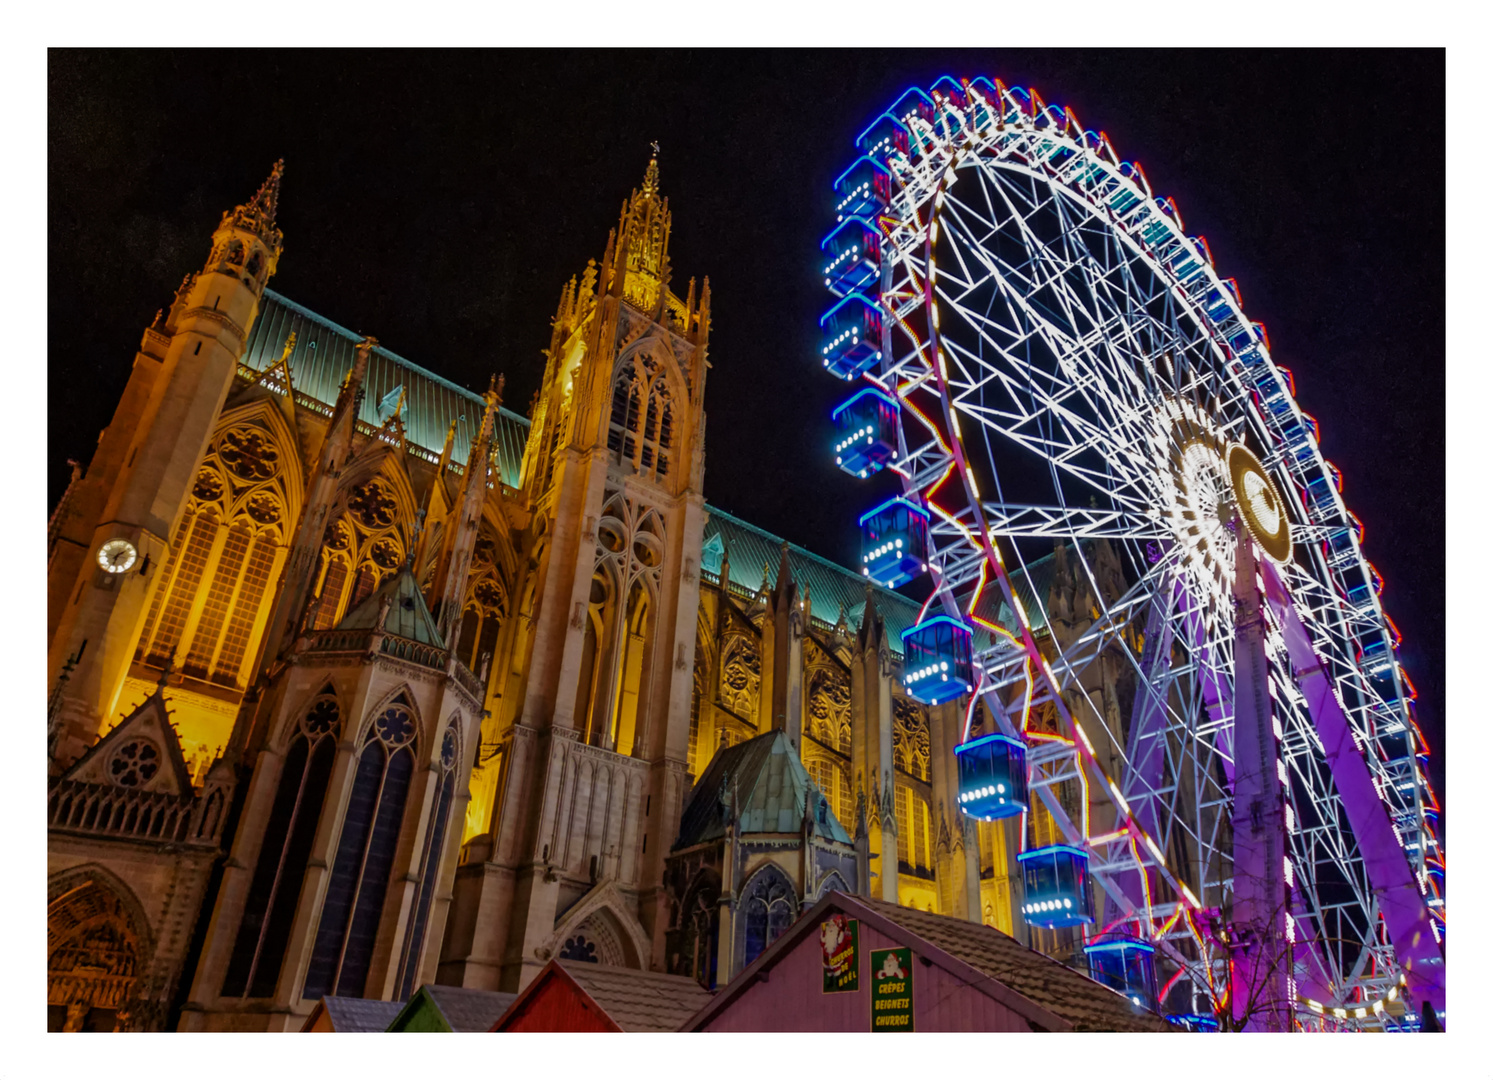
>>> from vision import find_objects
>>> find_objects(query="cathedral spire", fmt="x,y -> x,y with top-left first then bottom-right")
225,159 -> 285,253
641,145 -> 660,201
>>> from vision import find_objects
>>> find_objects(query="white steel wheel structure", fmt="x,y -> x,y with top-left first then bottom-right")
819,77 -> 1444,1031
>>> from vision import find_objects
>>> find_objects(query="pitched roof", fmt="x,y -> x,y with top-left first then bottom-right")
241,291 -> 531,485
675,730 -> 852,849
683,891 -> 1175,1033
303,995 -> 406,1032
391,985 -> 517,1032
556,961 -> 714,1033
336,566 -> 444,647
849,896 -> 1174,1032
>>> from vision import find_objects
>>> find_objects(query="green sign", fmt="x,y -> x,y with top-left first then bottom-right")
869,947 -> 914,1031
821,915 -> 859,993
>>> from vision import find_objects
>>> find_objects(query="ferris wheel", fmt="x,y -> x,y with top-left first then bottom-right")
818,77 -> 1444,1031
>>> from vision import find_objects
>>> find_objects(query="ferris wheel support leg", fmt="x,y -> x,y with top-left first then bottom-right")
1228,536 -> 1294,1031
1258,560 -> 1445,1017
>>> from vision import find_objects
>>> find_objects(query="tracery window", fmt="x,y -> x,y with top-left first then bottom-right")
304,694 -> 418,1000
687,648 -> 708,782
395,722 -> 460,999
894,783 -> 932,873
606,352 -> 674,481
806,754 -> 852,831
309,478 -> 406,630
741,865 -> 797,969
454,532 -> 505,678
677,872 -> 720,990
221,691 -> 340,998
135,423 -> 288,688
892,696 -> 932,783
107,740 -> 160,788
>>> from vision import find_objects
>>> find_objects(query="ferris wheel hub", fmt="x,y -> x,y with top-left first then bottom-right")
1228,443 -> 1293,563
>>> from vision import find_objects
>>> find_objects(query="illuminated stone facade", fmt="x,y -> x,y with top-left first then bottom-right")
46,157 -> 1124,1031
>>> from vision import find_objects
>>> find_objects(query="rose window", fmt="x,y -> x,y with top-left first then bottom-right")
247,492 -> 282,524
374,705 -> 415,746
370,537 -> 403,570
303,697 -> 340,737
193,467 -> 224,502
473,579 -> 504,611
108,740 -> 161,787
349,482 -> 396,529
220,429 -> 280,481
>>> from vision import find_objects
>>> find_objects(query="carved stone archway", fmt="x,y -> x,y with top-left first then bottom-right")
543,880 -> 651,970
47,870 -> 153,1031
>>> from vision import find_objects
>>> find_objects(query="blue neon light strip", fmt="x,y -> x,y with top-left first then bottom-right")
853,112 -> 908,149
1016,844 -> 1089,863
954,732 -> 1025,754
904,613 -> 972,638
1083,939 -> 1156,955
831,387 -> 897,420
820,216 -> 879,252
819,292 -> 879,328
886,86 -> 934,117
858,495 -> 927,527
832,155 -> 892,191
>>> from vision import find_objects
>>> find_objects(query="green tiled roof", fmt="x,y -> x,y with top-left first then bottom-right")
242,291 -> 531,486
675,730 -> 853,849
700,506 -> 1063,657
338,567 -> 445,647
700,505 -> 923,651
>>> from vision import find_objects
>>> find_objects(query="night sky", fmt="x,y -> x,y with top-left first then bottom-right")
48,49 -> 1444,799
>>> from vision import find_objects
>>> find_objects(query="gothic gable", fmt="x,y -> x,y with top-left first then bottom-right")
61,686 -> 195,798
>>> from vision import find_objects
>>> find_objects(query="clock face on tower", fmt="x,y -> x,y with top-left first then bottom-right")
97,538 -> 138,575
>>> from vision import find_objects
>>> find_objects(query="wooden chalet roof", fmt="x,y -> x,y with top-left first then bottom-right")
552,961 -> 714,1033
301,995 -> 406,1032
684,891 -> 1176,1033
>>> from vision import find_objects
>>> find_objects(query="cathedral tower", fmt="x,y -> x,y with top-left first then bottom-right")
47,163 -> 286,760
441,155 -> 713,990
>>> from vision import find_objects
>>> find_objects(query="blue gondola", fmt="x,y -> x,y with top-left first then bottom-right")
886,86 -> 935,126
819,294 -> 883,381
820,217 -> 882,297
901,615 -> 975,706
832,156 -> 893,222
1018,844 -> 1094,928
832,387 -> 900,478
855,111 -> 910,161
858,496 -> 929,588
954,732 -> 1028,820
1084,937 -> 1159,1011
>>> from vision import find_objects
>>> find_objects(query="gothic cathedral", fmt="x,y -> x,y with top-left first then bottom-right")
47,158 -> 1126,1031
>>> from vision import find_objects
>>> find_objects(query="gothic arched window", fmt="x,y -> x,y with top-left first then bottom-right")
135,424 -> 287,689
677,872 -> 720,990
310,480 -> 406,630
221,691 -> 340,999
303,694 -> 417,1000
395,722 -> 460,999
455,533 -> 505,679
740,864 -> 797,969
894,784 -> 933,873
606,353 -> 675,482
